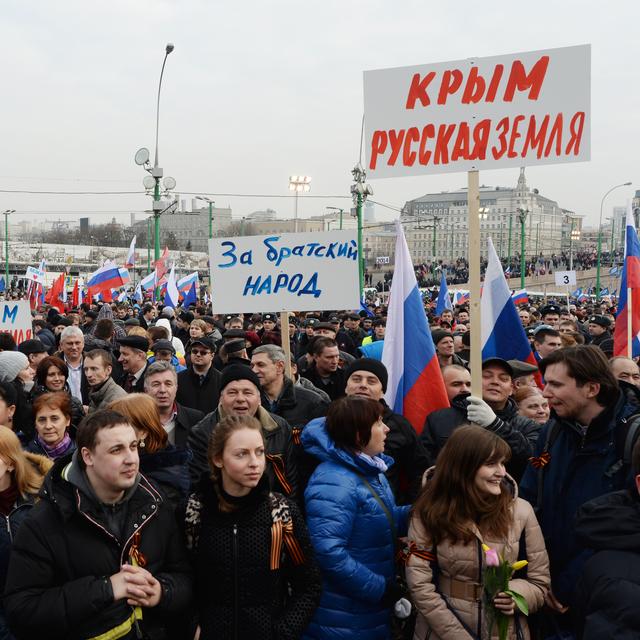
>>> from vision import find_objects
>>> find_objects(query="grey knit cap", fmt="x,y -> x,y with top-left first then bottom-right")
0,351 -> 29,382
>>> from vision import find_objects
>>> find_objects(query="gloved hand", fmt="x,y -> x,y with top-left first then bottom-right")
466,395 -> 497,428
380,579 -> 406,608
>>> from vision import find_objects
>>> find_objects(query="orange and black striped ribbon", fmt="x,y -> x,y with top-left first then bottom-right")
399,541 -> 436,565
129,532 -> 147,568
270,520 -> 305,570
266,453 -> 293,495
529,452 -> 551,469
292,427 -> 302,446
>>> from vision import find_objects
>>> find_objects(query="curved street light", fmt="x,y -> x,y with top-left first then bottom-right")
596,181 -> 632,300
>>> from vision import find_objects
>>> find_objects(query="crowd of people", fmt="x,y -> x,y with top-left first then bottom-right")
0,292 -> 635,639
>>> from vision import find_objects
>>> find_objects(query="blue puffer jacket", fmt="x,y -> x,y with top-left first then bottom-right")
301,417 -> 409,640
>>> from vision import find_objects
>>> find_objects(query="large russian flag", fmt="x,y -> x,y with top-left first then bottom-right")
86,264 -> 125,293
614,205 -> 640,356
382,221 -> 449,432
481,238 -> 539,372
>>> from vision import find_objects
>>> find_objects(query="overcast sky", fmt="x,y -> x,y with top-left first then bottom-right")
1,0 -> 637,229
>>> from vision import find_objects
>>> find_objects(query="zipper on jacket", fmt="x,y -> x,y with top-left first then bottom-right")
233,523 -> 239,640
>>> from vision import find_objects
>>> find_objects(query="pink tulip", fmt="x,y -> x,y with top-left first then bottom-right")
485,548 -> 500,567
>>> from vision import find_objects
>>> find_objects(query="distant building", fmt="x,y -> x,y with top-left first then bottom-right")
131,200 -> 233,251
401,168 -> 570,261
246,208 -> 278,221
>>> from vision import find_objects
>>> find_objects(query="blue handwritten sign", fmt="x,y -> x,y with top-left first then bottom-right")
208,231 -> 360,313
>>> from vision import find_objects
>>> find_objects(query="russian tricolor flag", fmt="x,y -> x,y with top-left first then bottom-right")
481,238 -> 538,371
86,264 -> 125,293
140,271 -> 156,291
177,271 -> 199,296
614,205 -> 640,357
453,290 -> 470,306
511,289 -> 528,305
382,221 -> 449,432
163,264 -> 180,309
125,236 -> 136,268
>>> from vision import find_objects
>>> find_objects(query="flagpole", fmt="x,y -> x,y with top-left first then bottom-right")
279,311 -> 292,380
627,287 -> 632,357
468,170 -> 482,396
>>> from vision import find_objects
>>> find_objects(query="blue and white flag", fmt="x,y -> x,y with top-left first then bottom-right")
435,270 -> 453,316
163,263 -> 179,308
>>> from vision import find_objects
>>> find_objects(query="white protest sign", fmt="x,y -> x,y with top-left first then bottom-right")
554,270 -> 576,287
25,266 -> 45,285
364,44 -> 590,178
0,301 -> 32,344
209,231 -> 360,313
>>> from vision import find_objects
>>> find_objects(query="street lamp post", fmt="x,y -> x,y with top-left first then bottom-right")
518,207 -> 529,289
135,43 -> 176,277
350,164 -> 373,297
196,196 -> 215,238
432,216 -> 440,261
146,217 -> 151,271
326,207 -> 344,230
507,212 -> 513,269
288,176 -> 311,232
597,181 -> 632,299
2,210 -> 14,288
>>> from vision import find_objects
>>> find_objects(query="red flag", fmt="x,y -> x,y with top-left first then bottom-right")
102,289 -> 113,303
154,247 -> 170,281
71,280 -> 79,308
46,274 -> 65,313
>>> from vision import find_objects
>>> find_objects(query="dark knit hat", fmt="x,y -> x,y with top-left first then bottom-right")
344,358 -> 388,393
220,363 -> 261,391
431,329 -> 452,346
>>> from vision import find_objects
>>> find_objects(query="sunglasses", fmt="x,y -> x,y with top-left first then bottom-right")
191,349 -> 212,356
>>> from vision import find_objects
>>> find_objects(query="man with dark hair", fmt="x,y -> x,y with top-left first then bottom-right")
336,312 -> 366,357
4,409 -> 193,639
0,380 -> 17,434
32,318 -> 55,353
532,326 -> 562,363
138,303 -> 156,330
302,336 -> 347,401
521,345 -> 640,628
574,438 -> 640,638
176,336 -> 221,415
84,348 -> 127,413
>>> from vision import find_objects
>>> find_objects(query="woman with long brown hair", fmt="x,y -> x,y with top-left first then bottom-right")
0,425 -> 51,638
108,394 -> 191,507
185,414 -> 321,640
407,425 -> 550,640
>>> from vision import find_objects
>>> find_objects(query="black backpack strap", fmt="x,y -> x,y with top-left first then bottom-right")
604,414 -> 640,478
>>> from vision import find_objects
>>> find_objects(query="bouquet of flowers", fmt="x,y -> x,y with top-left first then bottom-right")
481,544 -> 529,640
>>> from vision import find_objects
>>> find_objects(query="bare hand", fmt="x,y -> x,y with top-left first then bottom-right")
109,569 -> 130,601
121,564 -> 162,608
193,626 -> 201,640
545,590 -> 569,614
494,592 -> 515,615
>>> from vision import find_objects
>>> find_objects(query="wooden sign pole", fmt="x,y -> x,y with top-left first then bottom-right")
467,170 -> 482,396
627,288 -> 633,357
279,311 -> 293,380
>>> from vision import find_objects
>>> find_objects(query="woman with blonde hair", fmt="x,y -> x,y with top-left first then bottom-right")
0,425 -> 51,638
108,394 -> 191,506
514,386 -> 550,426
185,414 -> 321,640
407,425 -> 550,640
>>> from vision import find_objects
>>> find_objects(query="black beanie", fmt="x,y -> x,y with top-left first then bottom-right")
431,329 -> 452,346
220,363 -> 261,391
344,358 -> 388,393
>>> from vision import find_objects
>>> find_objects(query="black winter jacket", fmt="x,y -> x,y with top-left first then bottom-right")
301,365 -> 347,402
421,394 -> 540,481
176,366 -> 222,415
3,453 -> 193,640
188,407 -> 299,500
186,476 -> 321,640
382,403 -> 431,505
174,403 -> 205,448
261,377 -> 328,430
574,489 -> 640,639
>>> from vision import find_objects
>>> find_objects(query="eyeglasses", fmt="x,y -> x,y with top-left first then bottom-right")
191,349 -> 211,356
